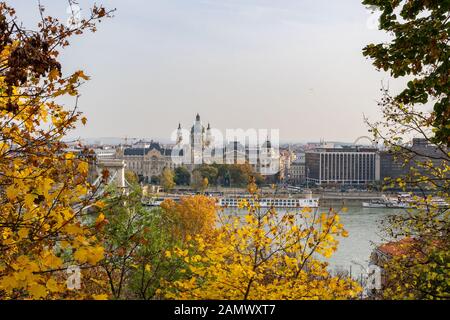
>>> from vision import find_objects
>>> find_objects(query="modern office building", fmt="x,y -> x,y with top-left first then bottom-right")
306,146 -> 380,185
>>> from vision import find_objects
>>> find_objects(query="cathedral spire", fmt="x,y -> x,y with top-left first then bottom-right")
196,113 -> 200,122
176,123 -> 183,145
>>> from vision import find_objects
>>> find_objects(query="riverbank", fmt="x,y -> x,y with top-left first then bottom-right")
155,186 -> 385,208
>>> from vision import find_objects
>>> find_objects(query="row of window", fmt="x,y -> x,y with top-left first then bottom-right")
221,199 -> 315,205
319,153 -> 377,182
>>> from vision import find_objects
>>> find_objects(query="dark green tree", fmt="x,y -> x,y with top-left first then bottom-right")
150,175 -> 160,185
363,0 -> 450,300
174,166 -> 191,185
362,0 -> 450,146
99,183 -> 187,299
194,164 -> 219,185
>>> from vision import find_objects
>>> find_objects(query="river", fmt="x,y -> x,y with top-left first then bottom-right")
325,207 -> 401,272
221,206 -> 403,273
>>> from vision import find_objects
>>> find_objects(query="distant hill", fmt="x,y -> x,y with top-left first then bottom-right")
64,137 -> 173,146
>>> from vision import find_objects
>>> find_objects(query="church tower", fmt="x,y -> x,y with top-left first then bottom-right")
204,123 -> 213,147
176,123 -> 183,145
190,113 -> 204,164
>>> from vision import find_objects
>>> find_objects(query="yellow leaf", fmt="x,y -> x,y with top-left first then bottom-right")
75,70 -> 90,81
74,248 -> 88,263
18,228 -> 29,240
65,152 -> 75,160
87,246 -> 104,264
43,252 -> 63,268
65,224 -> 82,235
60,241 -> 70,249
46,278 -> 60,293
92,294 -> 108,300
95,200 -> 106,209
16,255 -> 30,265
5,185 -> 19,201
48,68 -> 60,81
29,283 -> 47,299
24,193 -> 37,208
95,213 -> 105,225
78,161 -> 89,174
0,276 -> 17,290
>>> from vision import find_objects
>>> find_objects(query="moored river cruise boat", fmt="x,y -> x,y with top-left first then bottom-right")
143,196 -> 319,208
362,194 -> 449,209
218,197 -> 319,208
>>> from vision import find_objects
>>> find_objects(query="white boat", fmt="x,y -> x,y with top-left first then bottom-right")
430,198 -> 450,208
363,194 -> 449,209
363,194 -> 410,209
142,193 -> 319,209
362,199 -> 391,208
362,198 -> 410,209
218,197 -> 319,208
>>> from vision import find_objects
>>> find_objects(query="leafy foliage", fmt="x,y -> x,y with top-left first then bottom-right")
0,2 -> 113,299
164,184 -> 360,299
160,167 -> 175,191
160,196 -> 217,242
97,184 -> 187,299
174,166 -> 190,185
190,170 -> 208,192
362,0 -> 450,146
364,0 -> 450,300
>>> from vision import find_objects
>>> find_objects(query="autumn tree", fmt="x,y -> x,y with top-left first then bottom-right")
226,163 -> 263,187
160,196 -> 217,243
160,167 -> 175,192
363,0 -> 449,299
164,184 -> 360,299
0,2 -> 113,299
191,170 -> 208,192
362,0 -> 449,146
125,170 -> 138,185
193,164 -> 218,185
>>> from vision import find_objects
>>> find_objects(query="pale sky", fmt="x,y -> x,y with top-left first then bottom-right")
11,0 -> 401,143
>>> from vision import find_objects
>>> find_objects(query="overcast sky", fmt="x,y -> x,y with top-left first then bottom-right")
11,0 -> 401,143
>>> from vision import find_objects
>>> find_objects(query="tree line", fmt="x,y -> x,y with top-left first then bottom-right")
156,163 -> 265,192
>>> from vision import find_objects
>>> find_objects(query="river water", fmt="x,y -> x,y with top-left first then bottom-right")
324,207 -> 402,272
221,206 -> 404,273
